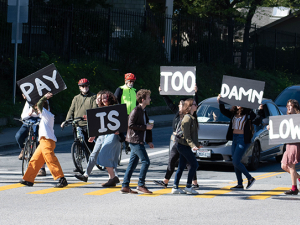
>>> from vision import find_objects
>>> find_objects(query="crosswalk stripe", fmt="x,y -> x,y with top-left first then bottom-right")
27,182 -> 93,194
247,187 -> 290,200
139,185 -> 185,197
0,183 -> 24,191
85,185 -> 122,195
195,186 -> 233,198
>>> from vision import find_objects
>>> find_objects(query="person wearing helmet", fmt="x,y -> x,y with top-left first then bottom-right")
61,78 -> 97,171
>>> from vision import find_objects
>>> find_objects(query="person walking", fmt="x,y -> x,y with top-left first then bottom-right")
20,93 -> 68,188
218,94 -> 262,190
172,99 -> 201,195
120,89 -> 154,194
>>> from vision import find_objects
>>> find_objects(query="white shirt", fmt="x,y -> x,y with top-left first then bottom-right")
38,108 -> 57,142
21,102 -> 39,120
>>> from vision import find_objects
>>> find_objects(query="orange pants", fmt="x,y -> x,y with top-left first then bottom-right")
23,137 -> 64,183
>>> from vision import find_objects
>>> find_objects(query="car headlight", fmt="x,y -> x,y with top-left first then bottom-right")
225,141 -> 232,146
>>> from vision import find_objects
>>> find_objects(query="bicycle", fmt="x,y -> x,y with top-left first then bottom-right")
62,117 -> 103,174
15,118 -> 40,176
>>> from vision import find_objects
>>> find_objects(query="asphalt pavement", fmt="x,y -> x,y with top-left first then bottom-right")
0,114 -> 174,152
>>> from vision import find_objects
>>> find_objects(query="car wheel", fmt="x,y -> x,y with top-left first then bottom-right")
248,141 -> 261,171
275,144 -> 286,163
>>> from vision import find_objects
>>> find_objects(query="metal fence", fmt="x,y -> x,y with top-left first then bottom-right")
0,1 -> 299,73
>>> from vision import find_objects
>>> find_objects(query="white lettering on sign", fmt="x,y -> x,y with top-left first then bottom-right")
161,71 -> 195,93
35,78 -> 51,96
270,118 -> 300,140
96,110 -> 121,133
43,70 -> 59,89
20,83 -> 34,101
160,72 -> 172,92
221,83 -> 263,104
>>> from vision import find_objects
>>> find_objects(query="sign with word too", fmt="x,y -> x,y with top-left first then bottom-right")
17,64 -> 66,105
269,114 -> 300,145
160,66 -> 196,95
87,104 -> 128,137
220,75 -> 265,109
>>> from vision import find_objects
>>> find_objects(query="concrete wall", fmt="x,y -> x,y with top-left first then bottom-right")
107,0 -> 145,13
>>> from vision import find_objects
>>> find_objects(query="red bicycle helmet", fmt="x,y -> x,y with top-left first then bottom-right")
78,78 -> 90,86
124,73 -> 136,81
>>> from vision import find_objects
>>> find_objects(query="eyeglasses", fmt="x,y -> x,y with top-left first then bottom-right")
80,85 -> 89,88
127,80 -> 135,83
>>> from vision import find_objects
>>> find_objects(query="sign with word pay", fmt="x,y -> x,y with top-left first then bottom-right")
87,104 -> 128,136
220,75 -> 265,109
269,114 -> 300,145
17,64 -> 66,105
160,66 -> 196,95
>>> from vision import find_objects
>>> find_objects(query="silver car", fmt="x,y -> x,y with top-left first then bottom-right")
194,97 -> 285,170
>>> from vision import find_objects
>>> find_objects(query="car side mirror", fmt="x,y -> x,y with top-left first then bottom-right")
262,118 -> 269,126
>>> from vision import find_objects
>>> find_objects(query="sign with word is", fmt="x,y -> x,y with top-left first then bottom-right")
269,114 -> 300,145
220,75 -> 265,109
17,64 -> 67,105
160,66 -> 196,95
87,104 -> 128,137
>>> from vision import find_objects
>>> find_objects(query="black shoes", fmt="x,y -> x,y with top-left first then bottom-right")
55,177 -> 68,188
73,168 -> 79,172
284,189 -> 299,195
246,178 -> 256,189
230,185 -> 244,190
20,180 -> 34,186
75,174 -> 88,182
153,180 -> 167,188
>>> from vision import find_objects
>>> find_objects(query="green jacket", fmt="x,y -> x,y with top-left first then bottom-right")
120,84 -> 137,115
177,114 -> 199,148
66,91 -> 97,127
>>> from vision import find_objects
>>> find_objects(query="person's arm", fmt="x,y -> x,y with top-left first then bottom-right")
181,115 -> 197,149
37,93 -> 53,113
219,103 -> 232,119
193,84 -> 199,104
162,95 -> 178,114
91,95 -> 97,109
128,108 -> 147,131
65,97 -> 76,120
250,110 -> 263,126
114,87 -> 122,105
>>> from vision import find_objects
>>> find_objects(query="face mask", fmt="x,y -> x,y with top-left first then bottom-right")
127,83 -> 134,88
81,87 -> 89,94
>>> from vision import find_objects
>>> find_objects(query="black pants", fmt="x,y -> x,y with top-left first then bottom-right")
165,140 -> 197,181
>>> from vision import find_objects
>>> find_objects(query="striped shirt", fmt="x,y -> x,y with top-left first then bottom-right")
232,115 -> 246,130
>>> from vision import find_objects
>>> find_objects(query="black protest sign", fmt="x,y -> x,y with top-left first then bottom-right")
269,114 -> 300,145
160,66 -> 196,95
87,104 -> 128,137
220,75 -> 265,109
17,64 -> 66,105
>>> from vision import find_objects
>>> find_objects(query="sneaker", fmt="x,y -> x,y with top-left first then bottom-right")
18,150 -> 24,160
184,187 -> 198,195
246,178 -> 256,189
192,184 -> 200,190
230,185 -> 244,190
55,177 -> 68,188
153,180 -> 168,188
75,174 -> 88,182
37,168 -> 46,176
171,188 -> 186,194
284,189 -> 299,195
20,180 -> 34,186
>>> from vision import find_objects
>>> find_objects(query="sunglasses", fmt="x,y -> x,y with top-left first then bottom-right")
80,85 -> 89,88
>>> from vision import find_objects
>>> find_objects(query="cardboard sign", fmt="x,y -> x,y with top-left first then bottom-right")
17,64 -> 66,105
87,104 -> 128,137
269,114 -> 300,145
220,75 -> 265,109
160,66 -> 196,95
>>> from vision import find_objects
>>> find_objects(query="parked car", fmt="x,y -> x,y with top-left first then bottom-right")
192,97 -> 285,170
274,85 -> 300,114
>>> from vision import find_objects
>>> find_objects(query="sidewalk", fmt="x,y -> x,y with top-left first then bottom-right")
0,114 -> 174,152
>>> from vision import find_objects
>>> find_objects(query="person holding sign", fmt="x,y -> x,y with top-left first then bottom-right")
268,99 -> 300,195
121,89 -> 154,194
172,99 -> 201,194
218,94 -> 262,190
20,93 -> 68,188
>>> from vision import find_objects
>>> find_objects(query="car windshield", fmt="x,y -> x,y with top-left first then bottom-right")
275,89 -> 300,106
196,102 -> 231,123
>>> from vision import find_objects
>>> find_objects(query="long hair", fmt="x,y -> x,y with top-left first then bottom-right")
181,98 -> 198,128
230,106 -> 250,116
98,90 -> 118,107
287,99 -> 300,114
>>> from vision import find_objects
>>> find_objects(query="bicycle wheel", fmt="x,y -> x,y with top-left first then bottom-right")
71,142 -> 89,175
22,141 -> 31,176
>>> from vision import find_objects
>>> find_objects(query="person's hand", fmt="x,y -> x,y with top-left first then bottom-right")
194,84 -> 198,93
22,94 -> 26,100
159,86 -> 162,92
198,145 -> 203,149
192,146 -> 199,151
146,124 -> 154,130
217,94 -> 221,104
114,131 -> 119,135
60,121 -> 65,128
88,137 -> 95,142
259,104 -> 263,110
83,115 -> 87,120
148,142 -> 154,148
267,125 -> 270,130
45,92 -> 53,99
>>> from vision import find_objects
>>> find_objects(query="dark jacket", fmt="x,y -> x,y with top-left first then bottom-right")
219,104 -> 262,144
126,105 -> 152,144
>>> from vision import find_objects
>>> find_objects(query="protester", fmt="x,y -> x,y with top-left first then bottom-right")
268,99 -> 300,195
75,91 -> 124,187
121,89 -> 154,194
172,99 -> 201,194
20,92 -> 68,188
218,94 -> 262,190
61,78 -> 97,172
154,85 -> 200,189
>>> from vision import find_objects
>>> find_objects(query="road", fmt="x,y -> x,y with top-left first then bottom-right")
0,126 -> 299,224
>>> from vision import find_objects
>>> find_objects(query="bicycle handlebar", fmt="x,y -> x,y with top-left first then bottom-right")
14,118 -> 40,126
61,117 -> 85,130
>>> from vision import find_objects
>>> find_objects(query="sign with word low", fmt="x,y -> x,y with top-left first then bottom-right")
269,114 -> 300,145
17,64 -> 66,105
220,75 -> 265,109
160,66 -> 196,95
87,104 -> 128,137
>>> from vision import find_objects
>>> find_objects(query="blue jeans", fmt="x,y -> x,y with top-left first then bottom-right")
122,143 -> 150,187
15,118 -> 39,149
85,136 -> 105,176
232,134 -> 252,185
174,143 -> 198,188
